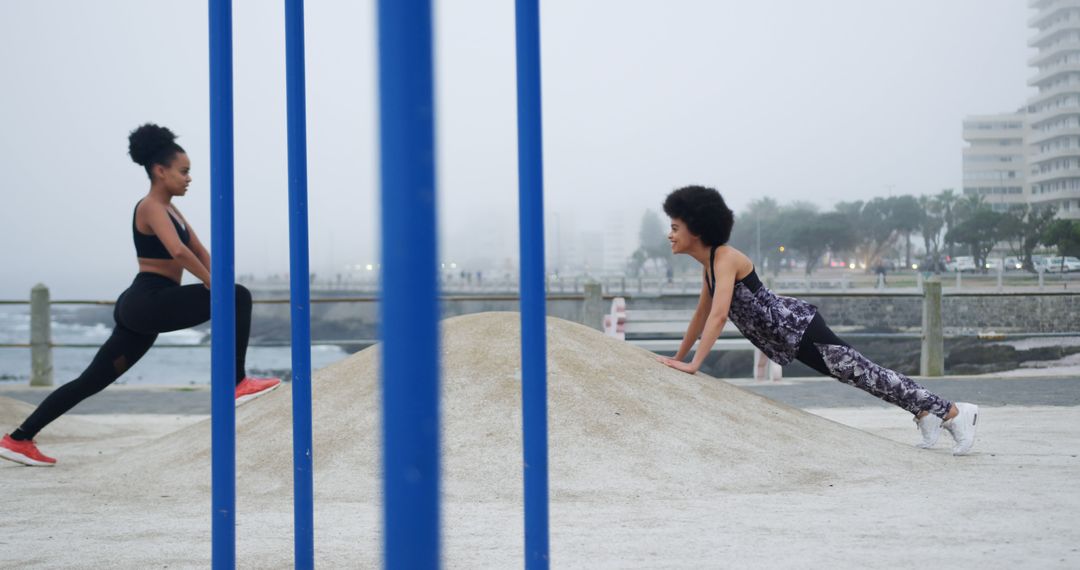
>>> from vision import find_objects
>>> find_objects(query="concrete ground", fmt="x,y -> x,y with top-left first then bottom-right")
4,372 -> 1077,414
1,314 -> 1078,569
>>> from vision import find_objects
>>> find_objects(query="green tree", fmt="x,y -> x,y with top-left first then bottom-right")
839,197 -> 898,270
787,211 -> 856,275
951,192 -> 985,226
889,195 -> 923,268
937,188 -> 958,258
917,194 -> 945,271
631,209 -> 673,275
626,248 -> 649,277
731,197 -> 789,275
1042,219 -> 1080,259
946,208 -> 1005,272
999,205 -> 1058,272
771,203 -> 818,275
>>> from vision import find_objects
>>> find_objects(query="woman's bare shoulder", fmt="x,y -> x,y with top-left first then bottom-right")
136,197 -> 166,215
168,203 -> 188,221
716,246 -> 754,277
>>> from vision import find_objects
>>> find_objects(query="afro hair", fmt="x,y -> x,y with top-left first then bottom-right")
662,185 -> 735,247
128,123 -> 184,178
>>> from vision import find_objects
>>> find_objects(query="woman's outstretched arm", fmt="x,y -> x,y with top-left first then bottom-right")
173,207 -> 211,275
662,258 -> 736,374
671,275 -> 710,362
144,203 -> 211,287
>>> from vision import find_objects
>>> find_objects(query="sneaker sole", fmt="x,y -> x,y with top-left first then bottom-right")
952,404 -> 979,456
235,382 -> 281,407
0,447 -> 56,467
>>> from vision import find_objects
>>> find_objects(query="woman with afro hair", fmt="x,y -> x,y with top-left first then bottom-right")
0,124 -> 280,467
657,185 -> 978,455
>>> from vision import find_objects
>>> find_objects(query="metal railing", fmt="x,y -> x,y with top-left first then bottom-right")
255,267 -> 1079,296
0,285 -> 590,386
4,279 -> 1080,386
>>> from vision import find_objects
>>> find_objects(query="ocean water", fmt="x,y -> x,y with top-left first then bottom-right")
0,306 -> 350,386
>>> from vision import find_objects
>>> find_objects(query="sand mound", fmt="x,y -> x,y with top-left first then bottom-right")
98,312 -> 940,502
0,396 -> 122,440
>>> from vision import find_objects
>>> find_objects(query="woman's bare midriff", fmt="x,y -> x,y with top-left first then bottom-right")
137,258 -> 184,284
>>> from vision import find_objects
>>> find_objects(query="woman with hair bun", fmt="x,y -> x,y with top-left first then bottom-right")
657,185 -> 979,455
0,124 -> 280,467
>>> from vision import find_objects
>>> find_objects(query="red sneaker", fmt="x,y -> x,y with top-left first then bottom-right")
1,434 -> 57,467
235,376 -> 282,406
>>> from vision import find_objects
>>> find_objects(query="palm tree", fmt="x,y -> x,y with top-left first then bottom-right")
937,188 -> 957,259
889,195 -> 923,268
918,194 -> 945,271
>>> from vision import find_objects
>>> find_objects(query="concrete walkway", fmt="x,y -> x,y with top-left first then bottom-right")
2,373 -> 1077,415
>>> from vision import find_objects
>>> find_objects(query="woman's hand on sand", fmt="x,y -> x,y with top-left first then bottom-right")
657,356 -> 698,374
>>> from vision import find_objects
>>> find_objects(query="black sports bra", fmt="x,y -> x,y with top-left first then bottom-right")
133,200 -> 191,259
706,246 -> 762,297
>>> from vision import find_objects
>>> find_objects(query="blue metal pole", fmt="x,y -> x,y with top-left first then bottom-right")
208,0 -> 236,567
377,0 -> 442,568
284,0 -> 314,567
515,0 -> 550,567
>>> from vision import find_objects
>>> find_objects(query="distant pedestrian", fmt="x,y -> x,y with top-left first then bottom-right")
874,262 -> 888,286
1,124 -> 280,467
656,186 -> 978,455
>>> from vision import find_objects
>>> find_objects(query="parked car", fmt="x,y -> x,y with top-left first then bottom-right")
919,255 -> 947,272
1032,255 -> 1050,273
945,256 -> 977,272
1043,256 -> 1080,273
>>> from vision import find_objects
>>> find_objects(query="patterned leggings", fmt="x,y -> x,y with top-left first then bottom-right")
795,313 -> 953,419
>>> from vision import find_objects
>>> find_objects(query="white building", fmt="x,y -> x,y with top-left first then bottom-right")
545,210 -> 581,276
1027,0 -> 1080,218
545,208 -> 637,277
601,212 -> 631,274
961,113 -> 1028,212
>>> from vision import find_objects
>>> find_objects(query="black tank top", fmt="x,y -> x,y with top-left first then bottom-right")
132,200 -> 191,259
705,246 -> 761,296
705,245 -> 818,365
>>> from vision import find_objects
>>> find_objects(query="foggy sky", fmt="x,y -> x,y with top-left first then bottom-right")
0,0 -> 1032,298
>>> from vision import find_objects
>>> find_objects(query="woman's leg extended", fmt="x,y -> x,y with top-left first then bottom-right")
12,324 -> 157,440
118,279 -> 212,333
795,313 -> 952,419
120,278 -> 252,383
231,284 -> 281,404
234,284 -> 252,383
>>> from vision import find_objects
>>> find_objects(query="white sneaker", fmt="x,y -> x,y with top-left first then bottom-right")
943,402 -> 978,456
914,413 -> 943,449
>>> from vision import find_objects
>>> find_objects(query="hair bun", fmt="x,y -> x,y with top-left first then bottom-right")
128,123 -> 178,166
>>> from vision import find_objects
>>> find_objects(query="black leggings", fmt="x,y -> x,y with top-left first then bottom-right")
14,273 -> 252,439
794,313 -> 852,376
794,312 -> 952,418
